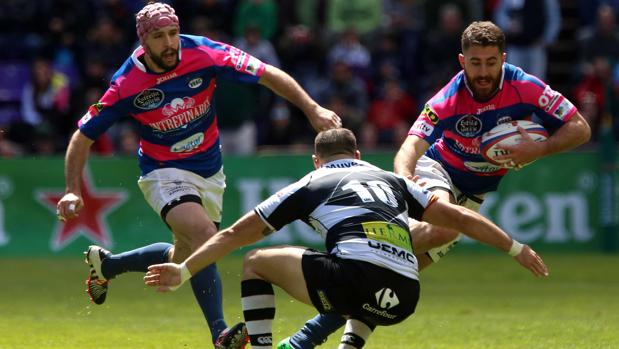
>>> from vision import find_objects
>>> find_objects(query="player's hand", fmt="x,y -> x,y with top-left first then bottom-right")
408,175 -> 427,188
494,127 -> 544,170
308,105 -> 342,131
56,193 -> 83,221
514,245 -> 549,277
144,263 -> 183,292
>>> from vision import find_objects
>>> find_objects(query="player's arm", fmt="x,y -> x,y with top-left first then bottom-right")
394,135 -> 430,178
186,211 -> 267,272
146,178 -> 308,291
421,199 -> 549,277
57,130 -> 94,221
537,111 -> 591,156
501,111 -> 591,166
145,211 -> 269,291
258,64 -> 341,131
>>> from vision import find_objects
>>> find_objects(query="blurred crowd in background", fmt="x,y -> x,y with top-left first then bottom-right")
0,0 -> 617,157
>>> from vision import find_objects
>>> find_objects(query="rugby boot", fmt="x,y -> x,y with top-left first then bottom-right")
277,337 -> 296,349
84,245 -> 111,305
214,322 -> 249,349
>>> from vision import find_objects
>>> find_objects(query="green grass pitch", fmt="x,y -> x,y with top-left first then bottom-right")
1,252 -> 618,349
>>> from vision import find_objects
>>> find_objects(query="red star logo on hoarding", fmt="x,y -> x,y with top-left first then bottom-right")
38,170 -> 127,251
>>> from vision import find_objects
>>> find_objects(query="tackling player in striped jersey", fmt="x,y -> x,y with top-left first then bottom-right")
144,128 -> 547,349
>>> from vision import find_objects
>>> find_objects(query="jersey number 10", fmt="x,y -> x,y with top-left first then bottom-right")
342,180 -> 398,207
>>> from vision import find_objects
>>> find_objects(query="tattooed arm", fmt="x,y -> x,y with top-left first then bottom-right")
145,211 -> 271,291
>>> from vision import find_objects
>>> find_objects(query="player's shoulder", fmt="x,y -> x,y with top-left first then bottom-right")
426,71 -> 466,116
503,63 -> 546,92
181,34 -> 228,53
110,48 -> 141,86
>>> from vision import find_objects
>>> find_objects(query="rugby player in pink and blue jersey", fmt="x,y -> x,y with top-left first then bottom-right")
55,2 -> 340,347
277,21 -> 590,349
395,21 -> 590,267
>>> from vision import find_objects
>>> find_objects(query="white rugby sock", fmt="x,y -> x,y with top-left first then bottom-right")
338,318 -> 374,349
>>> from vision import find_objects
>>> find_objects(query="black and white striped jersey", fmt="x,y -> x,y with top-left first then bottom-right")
254,159 -> 437,280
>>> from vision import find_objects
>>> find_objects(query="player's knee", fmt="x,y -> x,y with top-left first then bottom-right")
427,227 -> 459,249
411,222 -> 459,253
170,245 -> 190,262
186,224 -> 217,250
242,248 -> 264,279
243,248 -> 262,266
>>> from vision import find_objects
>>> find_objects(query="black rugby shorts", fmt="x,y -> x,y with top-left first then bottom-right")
302,249 -> 420,326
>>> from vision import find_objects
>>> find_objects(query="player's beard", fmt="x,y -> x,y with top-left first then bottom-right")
147,47 -> 179,72
465,71 -> 501,102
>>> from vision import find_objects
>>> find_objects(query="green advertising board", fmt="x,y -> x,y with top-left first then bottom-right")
0,152 -> 616,256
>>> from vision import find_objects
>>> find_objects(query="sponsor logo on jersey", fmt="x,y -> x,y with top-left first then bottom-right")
454,139 -> 481,154
236,52 -> 247,70
367,240 -> 416,264
80,101 -> 105,125
324,161 -> 361,169
188,77 -> 203,89
80,112 -> 92,125
170,132 -> 205,153
245,56 -> 260,75
91,101 -> 104,113
544,94 -> 561,112
538,85 -> 558,109
476,104 -> 495,114
463,161 -> 503,173
362,221 -> 412,251
422,104 -> 439,124
134,89 -> 164,110
497,116 -> 512,125
455,114 -> 482,137
150,100 -> 210,133
375,288 -> 399,309
229,47 -> 247,71
411,121 -> 434,136
362,303 -> 397,319
156,72 -> 177,85
162,97 -> 196,117
553,99 -> 573,120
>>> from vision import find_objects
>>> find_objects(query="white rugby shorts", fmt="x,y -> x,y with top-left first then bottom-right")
137,167 -> 226,223
414,155 -> 484,262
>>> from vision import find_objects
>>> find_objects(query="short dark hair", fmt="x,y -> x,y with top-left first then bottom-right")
461,21 -> 505,52
314,128 -> 357,158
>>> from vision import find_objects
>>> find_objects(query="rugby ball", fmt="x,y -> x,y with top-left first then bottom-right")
480,120 -> 548,168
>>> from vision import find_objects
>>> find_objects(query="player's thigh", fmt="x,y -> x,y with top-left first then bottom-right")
430,187 -> 455,203
138,168 -> 222,249
243,246 -> 311,305
166,201 -> 218,248
410,189 -> 458,249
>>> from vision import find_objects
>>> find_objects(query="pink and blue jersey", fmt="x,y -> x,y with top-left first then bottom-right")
78,34 -> 266,178
409,63 -> 577,196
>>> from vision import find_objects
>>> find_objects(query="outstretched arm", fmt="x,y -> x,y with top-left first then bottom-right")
394,135 -> 430,178
144,211 -> 270,291
422,200 -> 549,277
57,130 -> 94,221
259,64 -> 341,131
